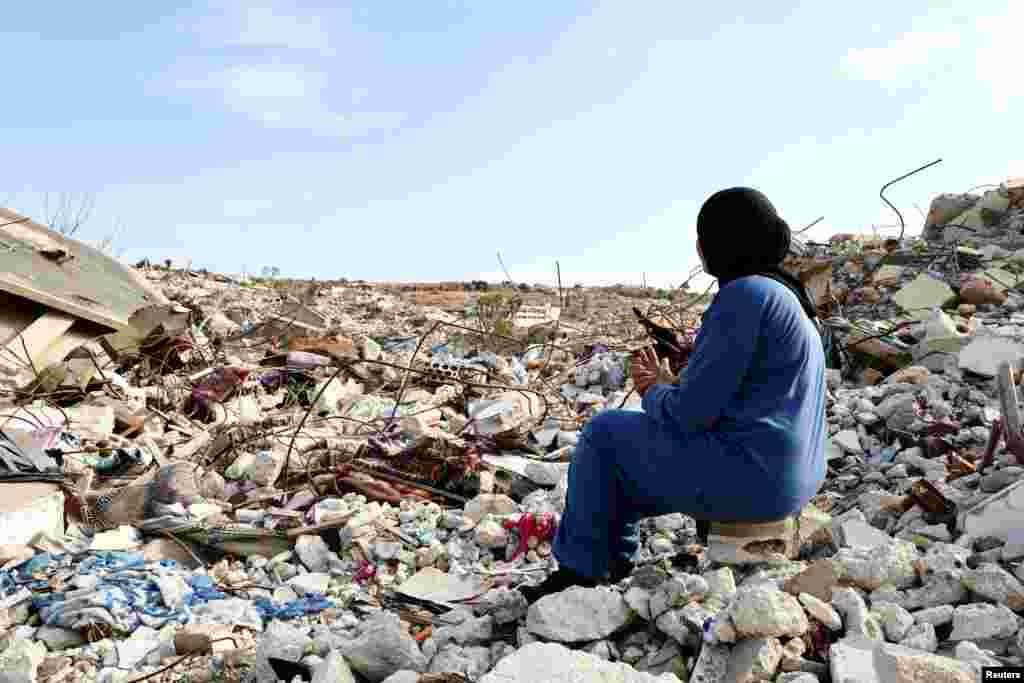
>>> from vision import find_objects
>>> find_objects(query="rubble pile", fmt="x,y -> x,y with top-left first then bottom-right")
2,178 -> 1024,683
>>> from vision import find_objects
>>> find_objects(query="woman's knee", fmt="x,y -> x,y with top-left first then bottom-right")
584,409 -> 639,440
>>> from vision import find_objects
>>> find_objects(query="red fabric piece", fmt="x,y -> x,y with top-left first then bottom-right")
503,512 -> 557,560
354,560 -> 377,583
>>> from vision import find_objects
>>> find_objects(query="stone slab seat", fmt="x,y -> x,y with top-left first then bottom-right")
696,505 -> 831,566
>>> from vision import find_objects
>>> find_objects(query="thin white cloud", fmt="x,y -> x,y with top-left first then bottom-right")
155,3 -> 403,138
840,3 -> 1023,95
166,62 -> 404,136
191,2 -> 336,55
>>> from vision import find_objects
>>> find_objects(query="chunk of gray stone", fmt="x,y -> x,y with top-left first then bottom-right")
472,587 -> 528,625
912,605 -> 954,626
34,626 -> 86,651
337,611 -> 428,682
625,586 -> 653,620
288,572 -> 331,596
899,623 -> 938,653
830,638 -> 880,683
917,543 -> 970,575
431,614 -> 494,649
949,603 -> 1020,640
962,563 -> 1024,609
836,518 -> 893,550
526,587 -> 633,642
689,644 -> 729,683
478,642 -> 683,682
294,534 -> 333,573
723,584 -> 808,641
583,640 -> 617,661
312,650 -> 356,683
833,540 -> 918,591
252,622 -> 313,683
655,604 -> 714,650
777,675 -> 820,683
874,642 -> 975,682
649,577 -> 700,619
981,468 -> 1023,493
704,568 -> 737,602
902,571 -> 968,610
724,637 -> 782,683
427,644 -> 492,679
380,673 -> 420,683
954,640 -> 1003,669
871,602 -> 914,642
832,587 -> 882,641
798,592 -> 841,631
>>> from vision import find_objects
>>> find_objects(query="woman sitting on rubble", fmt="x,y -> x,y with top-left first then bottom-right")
520,187 -> 827,602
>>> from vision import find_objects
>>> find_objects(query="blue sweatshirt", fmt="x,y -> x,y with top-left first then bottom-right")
642,275 -> 826,514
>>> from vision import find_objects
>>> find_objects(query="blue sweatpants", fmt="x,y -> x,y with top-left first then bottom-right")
552,409 -> 802,579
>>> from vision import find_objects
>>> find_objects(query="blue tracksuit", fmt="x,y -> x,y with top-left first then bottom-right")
553,275 -> 827,578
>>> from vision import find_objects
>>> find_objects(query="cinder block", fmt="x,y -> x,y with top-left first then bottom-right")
707,518 -> 797,565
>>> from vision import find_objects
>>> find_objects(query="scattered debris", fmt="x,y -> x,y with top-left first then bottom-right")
5,180 -> 1024,682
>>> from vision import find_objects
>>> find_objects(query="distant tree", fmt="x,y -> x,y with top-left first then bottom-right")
43,192 -> 95,237
261,265 -> 281,279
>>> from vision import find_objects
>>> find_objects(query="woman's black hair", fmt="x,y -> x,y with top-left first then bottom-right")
697,187 -> 818,320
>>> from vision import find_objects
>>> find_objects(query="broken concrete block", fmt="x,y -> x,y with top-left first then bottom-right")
924,194 -> 978,240
832,539 -> 919,591
959,479 -> 1024,540
831,635 -> 974,682
724,584 -> 808,641
706,517 -> 796,565
338,611 -> 427,682
962,563 -> 1024,610
891,274 -> 955,319
832,429 -> 862,454
829,637 -> 880,683
724,637 -> 782,683
899,622 -> 938,652
978,265 -> 1024,293
871,601 -> 914,642
783,560 -> 841,602
958,334 -> 1024,377
478,642 -> 683,682
874,642 -> 975,682
689,644 -> 729,683
526,587 -> 633,642
312,651 -> 357,683
798,592 -> 841,630
949,603 -> 1019,640
835,518 -> 892,550
832,587 -> 883,641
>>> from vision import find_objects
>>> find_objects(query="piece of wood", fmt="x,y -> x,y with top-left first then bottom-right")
286,512 -> 357,539
0,310 -> 75,373
998,360 -> 1022,438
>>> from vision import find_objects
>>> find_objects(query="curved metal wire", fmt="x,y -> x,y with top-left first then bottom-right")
880,158 -> 943,241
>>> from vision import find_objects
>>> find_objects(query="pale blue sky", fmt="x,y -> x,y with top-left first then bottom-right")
2,1 -> 1020,287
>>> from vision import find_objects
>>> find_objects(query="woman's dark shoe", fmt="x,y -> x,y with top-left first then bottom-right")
608,558 -> 634,583
518,567 -> 597,603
